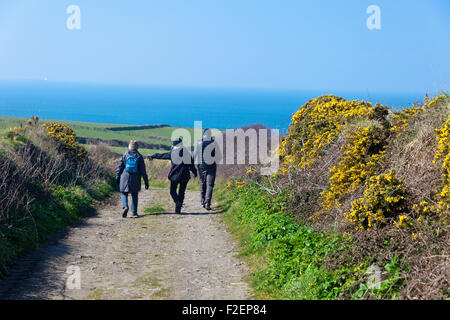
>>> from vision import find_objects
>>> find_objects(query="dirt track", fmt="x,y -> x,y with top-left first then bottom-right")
0,188 -> 250,300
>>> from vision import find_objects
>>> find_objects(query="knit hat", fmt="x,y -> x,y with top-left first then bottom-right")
203,128 -> 212,140
172,138 -> 183,146
129,140 -> 139,150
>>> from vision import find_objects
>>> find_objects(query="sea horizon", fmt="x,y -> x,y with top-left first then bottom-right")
0,80 -> 433,131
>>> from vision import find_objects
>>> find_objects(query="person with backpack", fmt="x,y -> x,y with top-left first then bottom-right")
116,140 -> 149,218
193,128 -> 222,211
149,138 -> 197,213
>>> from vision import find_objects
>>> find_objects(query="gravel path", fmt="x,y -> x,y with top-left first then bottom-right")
0,188 -> 251,300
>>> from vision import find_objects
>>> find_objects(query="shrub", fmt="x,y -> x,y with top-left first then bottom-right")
226,94 -> 449,299
0,118 -> 115,277
42,122 -> 87,163
279,95 -> 373,171
390,94 -> 444,133
319,125 -> 386,214
344,171 -> 407,230
433,118 -> 450,214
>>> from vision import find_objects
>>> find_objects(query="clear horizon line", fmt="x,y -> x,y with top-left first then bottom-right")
0,78 -> 440,96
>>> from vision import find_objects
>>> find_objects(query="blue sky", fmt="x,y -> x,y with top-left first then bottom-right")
0,0 -> 448,93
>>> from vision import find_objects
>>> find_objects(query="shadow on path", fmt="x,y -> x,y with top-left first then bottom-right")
0,199 -> 115,300
143,211 -> 217,216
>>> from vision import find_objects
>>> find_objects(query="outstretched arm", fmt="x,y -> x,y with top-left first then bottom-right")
149,152 -> 171,160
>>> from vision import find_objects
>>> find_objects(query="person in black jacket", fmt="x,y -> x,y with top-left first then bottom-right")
149,138 -> 197,213
116,140 -> 149,218
193,128 -> 222,210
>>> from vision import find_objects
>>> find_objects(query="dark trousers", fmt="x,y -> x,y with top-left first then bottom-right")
121,192 -> 138,213
170,180 -> 188,205
199,168 -> 216,206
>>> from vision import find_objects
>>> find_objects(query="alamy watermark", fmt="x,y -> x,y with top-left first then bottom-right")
66,5 -> 81,30
366,5 -> 381,30
366,264 -> 381,289
65,5 -> 380,31
66,265 -> 81,290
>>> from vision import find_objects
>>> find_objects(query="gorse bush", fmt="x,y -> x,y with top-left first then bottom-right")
42,122 -> 87,163
225,93 -> 449,299
433,118 -> 450,214
345,171 -> 407,230
279,95 -> 373,172
390,94 -> 443,133
279,94 -> 448,230
319,125 -> 386,215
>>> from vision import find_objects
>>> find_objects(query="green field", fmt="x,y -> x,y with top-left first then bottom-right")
71,127 -> 170,146
0,116 -> 193,156
117,126 -> 192,139
0,116 -> 224,155
0,116 -> 130,130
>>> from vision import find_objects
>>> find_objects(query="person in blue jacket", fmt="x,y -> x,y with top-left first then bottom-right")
149,138 -> 197,213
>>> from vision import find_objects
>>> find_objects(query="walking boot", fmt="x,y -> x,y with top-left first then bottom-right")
122,207 -> 129,218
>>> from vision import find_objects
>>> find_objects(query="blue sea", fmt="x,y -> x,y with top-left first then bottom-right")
0,81 -> 426,131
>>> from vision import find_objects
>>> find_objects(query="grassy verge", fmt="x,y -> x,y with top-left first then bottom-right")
0,179 -> 115,277
216,181 -> 405,300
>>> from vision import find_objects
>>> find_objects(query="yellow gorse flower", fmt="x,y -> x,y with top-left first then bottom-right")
280,95 -> 373,172
433,118 -> 450,214
391,94 -> 445,133
42,122 -> 87,163
319,125 -> 386,214
236,181 -> 246,189
344,171 -> 407,230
